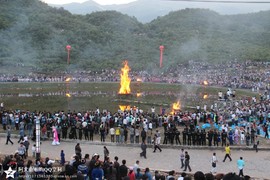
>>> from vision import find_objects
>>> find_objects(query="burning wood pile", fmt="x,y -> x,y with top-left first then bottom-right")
118,61 -> 131,95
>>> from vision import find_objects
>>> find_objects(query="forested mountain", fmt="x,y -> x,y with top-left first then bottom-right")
53,0 -> 270,23
0,0 -> 270,75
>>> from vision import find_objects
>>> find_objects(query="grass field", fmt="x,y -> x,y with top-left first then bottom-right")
0,82 -> 257,113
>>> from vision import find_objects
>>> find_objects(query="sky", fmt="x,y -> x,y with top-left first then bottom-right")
41,0 -> 137,5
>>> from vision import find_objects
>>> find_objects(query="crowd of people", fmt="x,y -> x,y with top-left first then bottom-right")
1,89 -> 269,149
0,143 -> 251,180
0,60 -> 269,91
0,92 -> 270,179
0,60 -> 269,179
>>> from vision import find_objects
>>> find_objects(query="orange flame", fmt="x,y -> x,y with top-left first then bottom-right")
136,93 -> 142,97
171,101 -> 181,114
203,80 -> 208,86
66,93 -> 71,97
172,101 -> 181,110
65,77 -> 71,82
203,94 -> 208,99
136,78 -> 142,82
119,105 -> 131,111
119,61 -> 131,94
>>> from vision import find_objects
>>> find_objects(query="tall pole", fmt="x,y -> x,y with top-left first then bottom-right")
159,45 -> 164,68
66,45 -> 71,64
35,117 -> 41,159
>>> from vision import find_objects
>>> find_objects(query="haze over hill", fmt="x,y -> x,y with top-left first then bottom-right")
49,0 -> 270,23
0,0 -> 270,75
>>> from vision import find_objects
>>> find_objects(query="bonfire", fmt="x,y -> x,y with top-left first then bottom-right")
118,61 -> 131,94
171,101 -> 181,114
119,105 -> 131,111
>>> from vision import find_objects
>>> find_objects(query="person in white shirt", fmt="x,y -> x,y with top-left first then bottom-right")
123,118 -> 128,127
240,131 -> 245,144
133,160 -> 139,172
180,149 -> 185,169
211,152 -> 218,174
151,107 -> 155,114
155,130 -> 161,145
110,127 -> 115,142
148,121 -> 153,131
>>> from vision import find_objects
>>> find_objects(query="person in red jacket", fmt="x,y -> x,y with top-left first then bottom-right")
128,166 -> 135,180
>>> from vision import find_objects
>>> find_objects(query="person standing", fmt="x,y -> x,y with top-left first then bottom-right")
18,142 -> 26,159
223,144 -> 232,162
133,160 -> 140,173
180,149 -> 185,169
78,123 -> 83,140
119,159 -> 128,179
163,130 -> 168,144
113,156 -> 120,179
124,127 -> 128,143
135,127 -> 140,143
110,126 -> 115,142
100,122 -> 106,142
245,132 -> 251,146
237,157 -> 245,177
128,167 -> 136,180
89,123 -> 94,141
91,161 -> 104,180
144,167 -> 152,180
62,120 -> 68,140
120,126 -> 124,143
115,126 -> 120,143
211,152 -> 218,174
175,129 -> 181,145
182,128 -> 187,145
140,141 -> 147,159
60,150 -> 65,166
75,143 -> 82,160
187,129 -> 192,146
141,129 -> 147,143
253,135 -> 259,153
129,126 -> 135,144
6,126 -> 14,145
221,130 -> 227,147
183,151 -> 192,172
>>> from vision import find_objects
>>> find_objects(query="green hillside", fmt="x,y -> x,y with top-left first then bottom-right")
0,0 -> 270,75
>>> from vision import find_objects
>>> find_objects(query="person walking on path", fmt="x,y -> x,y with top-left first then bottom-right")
211,152 -> 218,174
153,134 -> 162,153
180,149 -> 185,169
237,157 -> 245,177
223,144 -> 232,162
6,126 -> 14,145
183,151 -> 192,172
140,141 -> 147,159
18,126 -> 25,143
103,146 -> 109,161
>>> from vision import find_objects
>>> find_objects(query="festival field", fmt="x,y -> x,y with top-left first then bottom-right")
0,82 -> 256,113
